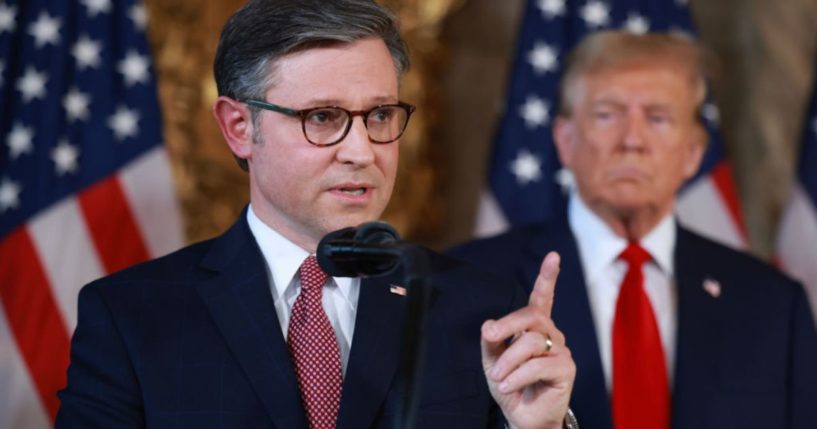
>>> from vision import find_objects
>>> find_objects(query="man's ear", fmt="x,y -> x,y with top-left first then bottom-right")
212,96 -> 254,163
552,115 -> 575,168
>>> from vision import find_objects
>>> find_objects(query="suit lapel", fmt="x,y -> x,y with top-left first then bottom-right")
195,215 -> 308,429
671,227 -> 722,429
336,271 -> 407,429
525,222 -> 614,429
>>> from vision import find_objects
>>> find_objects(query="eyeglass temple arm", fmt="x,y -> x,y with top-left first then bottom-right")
244,99 -> 300,117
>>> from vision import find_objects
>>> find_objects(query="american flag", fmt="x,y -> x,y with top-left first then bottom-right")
474,0 -> 748,251
0,0 -> 183,427
776,83 -> 817,326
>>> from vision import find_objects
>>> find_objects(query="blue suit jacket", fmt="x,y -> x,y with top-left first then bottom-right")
451,217 -> 817,429
56,214 -> 525,428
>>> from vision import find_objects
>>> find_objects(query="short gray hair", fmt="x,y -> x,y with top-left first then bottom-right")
214,0 -> 409,101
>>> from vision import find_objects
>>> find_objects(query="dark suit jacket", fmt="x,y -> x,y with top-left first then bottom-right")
56,213 -> 526,428
451,216 -> 817,429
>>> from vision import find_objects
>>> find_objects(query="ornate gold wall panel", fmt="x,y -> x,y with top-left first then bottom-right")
147,0 -> 463,245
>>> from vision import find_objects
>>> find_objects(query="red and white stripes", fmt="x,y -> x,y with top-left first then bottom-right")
676,163 -> 748,250
0,147 -> 183,427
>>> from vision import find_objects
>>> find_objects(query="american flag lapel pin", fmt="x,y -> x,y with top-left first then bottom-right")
703,277 -> 722,298
389,284 -> 407,296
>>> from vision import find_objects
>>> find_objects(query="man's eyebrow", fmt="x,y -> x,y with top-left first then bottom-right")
298,96 -> 399,108
590,98 -> 676,112
644,103 -> 675,113
591,98 -> 625,109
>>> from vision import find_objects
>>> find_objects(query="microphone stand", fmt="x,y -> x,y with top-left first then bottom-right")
315,224 -> 432,429
393,245 -> 431,429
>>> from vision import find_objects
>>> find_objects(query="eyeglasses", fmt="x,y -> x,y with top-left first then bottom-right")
244,99 -> 416,146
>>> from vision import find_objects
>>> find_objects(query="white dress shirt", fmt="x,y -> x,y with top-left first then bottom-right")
246,205 -> 360,375
568,193 -> 677,390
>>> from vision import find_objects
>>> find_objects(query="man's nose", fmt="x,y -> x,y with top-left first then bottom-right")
336,116 -> 376,166
622,113 -> 647,150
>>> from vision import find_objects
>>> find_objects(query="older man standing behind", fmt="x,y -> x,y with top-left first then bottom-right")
452,31 -> 817,429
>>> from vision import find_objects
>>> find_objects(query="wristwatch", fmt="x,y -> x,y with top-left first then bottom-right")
564,408 -> 579,429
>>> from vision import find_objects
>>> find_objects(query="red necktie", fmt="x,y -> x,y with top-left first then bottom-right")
612,243 -> 670,429
288,255 -> 343,429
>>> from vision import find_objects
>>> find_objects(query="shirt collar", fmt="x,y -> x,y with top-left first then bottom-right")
568,193 -> 676,280
246,205 -> 356,304
641,212 -> 675,276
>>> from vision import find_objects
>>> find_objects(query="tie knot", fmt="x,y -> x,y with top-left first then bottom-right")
619,242 -> 651,268
299,255 -> 328,292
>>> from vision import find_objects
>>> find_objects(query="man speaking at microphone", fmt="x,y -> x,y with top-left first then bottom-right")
56,1 -> 577,428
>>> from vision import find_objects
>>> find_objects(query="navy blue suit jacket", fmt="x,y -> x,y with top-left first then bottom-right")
451,217 -> 817,429
56,214 -> 525,428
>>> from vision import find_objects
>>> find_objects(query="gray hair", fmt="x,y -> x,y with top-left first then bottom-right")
214,0 -> 409,101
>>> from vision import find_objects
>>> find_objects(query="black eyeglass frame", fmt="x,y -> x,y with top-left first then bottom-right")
244,99 -> 416,147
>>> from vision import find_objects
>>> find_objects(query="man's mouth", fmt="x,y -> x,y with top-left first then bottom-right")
338,187 -> 367,196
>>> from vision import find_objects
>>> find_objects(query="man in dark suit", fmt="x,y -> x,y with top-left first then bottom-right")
56,1 -> 579,428
452,31 -> 817,429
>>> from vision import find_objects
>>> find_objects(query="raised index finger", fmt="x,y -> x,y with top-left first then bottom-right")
528,251 -> 560,317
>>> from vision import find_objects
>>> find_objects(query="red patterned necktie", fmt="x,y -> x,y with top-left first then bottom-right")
287,255 -> 343,429
612,242 -> 670,429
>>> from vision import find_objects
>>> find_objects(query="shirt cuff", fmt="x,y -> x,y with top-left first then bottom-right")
502,408 -> 579,429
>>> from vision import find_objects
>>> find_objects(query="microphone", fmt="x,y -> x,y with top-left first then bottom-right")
318,221 -> 431,429
316,221 -> 403,277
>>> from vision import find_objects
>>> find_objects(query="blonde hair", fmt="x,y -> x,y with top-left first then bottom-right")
558,30 -> 710,117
